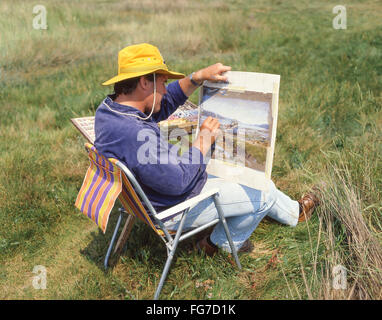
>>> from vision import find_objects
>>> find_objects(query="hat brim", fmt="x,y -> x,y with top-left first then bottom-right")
102,68 -> 185,86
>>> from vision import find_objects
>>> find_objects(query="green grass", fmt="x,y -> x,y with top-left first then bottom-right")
0,0 -> 381,299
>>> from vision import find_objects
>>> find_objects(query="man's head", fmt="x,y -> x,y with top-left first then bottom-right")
114,74 -> 155,96
103,43 -> 184,115
113,72 -> 169,114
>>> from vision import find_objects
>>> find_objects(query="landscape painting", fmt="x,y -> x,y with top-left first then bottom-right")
200,86 -> 273,172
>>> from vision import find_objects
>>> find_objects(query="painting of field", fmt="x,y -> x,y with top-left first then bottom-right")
200,86 -> 272,171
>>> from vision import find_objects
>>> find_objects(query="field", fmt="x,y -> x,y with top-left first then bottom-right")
0,0 -> 381,300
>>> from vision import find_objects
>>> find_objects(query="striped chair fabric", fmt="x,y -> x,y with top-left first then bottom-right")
75,143 -> 165,235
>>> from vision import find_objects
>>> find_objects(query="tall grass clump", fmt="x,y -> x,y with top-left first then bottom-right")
318,163 -> 382,299
284,146 -> 382,300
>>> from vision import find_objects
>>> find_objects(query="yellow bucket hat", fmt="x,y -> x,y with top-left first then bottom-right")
102,43 -> 185,86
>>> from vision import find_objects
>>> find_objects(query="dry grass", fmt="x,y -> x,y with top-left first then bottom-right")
284,157 -> 382,300
318,165 -> 382,299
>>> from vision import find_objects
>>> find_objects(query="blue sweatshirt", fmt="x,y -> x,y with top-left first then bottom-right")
94,80 -> 207,211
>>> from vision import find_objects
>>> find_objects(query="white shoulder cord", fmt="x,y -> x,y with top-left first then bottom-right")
103,73 -> 157,121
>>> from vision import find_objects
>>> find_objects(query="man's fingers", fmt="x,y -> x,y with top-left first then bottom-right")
209,121 -> 220,136
212,74 -> 228,82
201,116 -> 212,127
203,116 -> 218,126
210,118 -> 220,128
212,123 -> 221,133
215,63 -> 231,71
211,65 -> 231,82
200,117 -> 220,135
210,118 -> 220,127
201,63 -> 231,83
219,65 -> 231,73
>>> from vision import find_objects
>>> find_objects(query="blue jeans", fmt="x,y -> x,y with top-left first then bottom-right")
164,175 -> 299,253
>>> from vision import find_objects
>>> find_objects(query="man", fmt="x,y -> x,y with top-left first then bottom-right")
95,43 -> 319,255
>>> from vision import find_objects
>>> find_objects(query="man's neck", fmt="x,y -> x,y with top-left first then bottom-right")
114,94 -> 146,113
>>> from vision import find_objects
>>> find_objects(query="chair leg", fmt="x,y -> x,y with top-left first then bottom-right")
104,212 -> 124,270
154,209 -> 188,300
154,249 -> 176,300
213,194 -> 242,270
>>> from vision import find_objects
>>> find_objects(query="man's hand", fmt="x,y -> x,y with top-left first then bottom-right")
193,116 -> 221,156
179,63 -> 231,97
193,63 -> 231,83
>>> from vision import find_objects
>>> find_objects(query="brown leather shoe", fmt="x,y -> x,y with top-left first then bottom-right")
238,239 -> 253,253
196,235 -> 218,257
194,226 -> 215,242
298,189 -> 320,222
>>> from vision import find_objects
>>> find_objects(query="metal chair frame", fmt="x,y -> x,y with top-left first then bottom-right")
103,160 -> 242,300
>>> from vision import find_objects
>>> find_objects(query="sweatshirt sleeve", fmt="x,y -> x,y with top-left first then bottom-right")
152,80 -> 188,123
128,127 -> 206,196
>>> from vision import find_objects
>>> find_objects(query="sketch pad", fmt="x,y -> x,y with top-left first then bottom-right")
71,116 -> 96,144
199,71 -> 280,191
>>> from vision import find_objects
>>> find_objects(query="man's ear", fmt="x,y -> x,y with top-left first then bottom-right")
138,76 -> 150,92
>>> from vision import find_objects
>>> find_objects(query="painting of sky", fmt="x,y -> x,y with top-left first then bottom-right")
201,94 -> 270,127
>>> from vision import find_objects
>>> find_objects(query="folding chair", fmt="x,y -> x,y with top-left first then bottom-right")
75,143 -> 241,300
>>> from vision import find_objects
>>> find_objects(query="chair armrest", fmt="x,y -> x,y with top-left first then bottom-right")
155,188 -> 219,221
